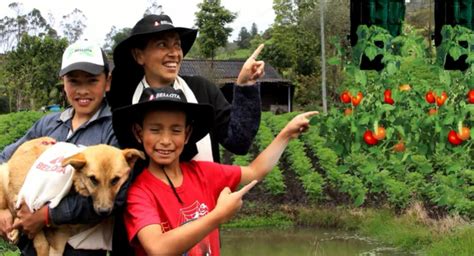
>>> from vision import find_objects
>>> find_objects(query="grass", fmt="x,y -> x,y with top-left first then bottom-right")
226,202 -> 473,255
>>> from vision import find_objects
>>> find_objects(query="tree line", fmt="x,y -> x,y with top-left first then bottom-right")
1,0 -> 430,114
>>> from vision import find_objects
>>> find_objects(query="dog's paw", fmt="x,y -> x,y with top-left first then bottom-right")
7,229 -> 19,244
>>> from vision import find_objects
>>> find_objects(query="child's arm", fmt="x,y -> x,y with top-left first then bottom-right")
240,111 -> 318,185
137,181 -> 257,255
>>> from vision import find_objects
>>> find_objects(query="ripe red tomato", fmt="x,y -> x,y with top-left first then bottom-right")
352,92 -> 363,106
436,91 -> 448,106
373,127 -> 386,140
393,141 -> 405,152
468,89 -> 474,104
363,130 -> 378,145
384,97 -> 394,105
448,130 -> 463,145
425,91 -> 436,104
457,127 -> 471,141
344,108 -> 353,116
428,108 -> 437,115
340,91 -> 351,104
383,89 -> 394,104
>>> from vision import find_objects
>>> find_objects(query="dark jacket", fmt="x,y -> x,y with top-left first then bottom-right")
0,102 -> 119,256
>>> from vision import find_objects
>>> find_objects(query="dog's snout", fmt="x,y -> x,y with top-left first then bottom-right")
96,207 -> 112,216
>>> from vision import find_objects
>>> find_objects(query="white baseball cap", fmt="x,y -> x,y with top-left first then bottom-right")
59,40 -> 109,76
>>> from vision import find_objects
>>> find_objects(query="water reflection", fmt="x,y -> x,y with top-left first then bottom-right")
221,228 -> 410,256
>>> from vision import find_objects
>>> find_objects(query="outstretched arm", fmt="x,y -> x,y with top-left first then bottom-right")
240,111 -> 319,185
217,45 -> 265,155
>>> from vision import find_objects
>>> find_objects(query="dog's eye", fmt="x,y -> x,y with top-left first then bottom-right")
89,176 -> 99,186
110,177 -> 120,186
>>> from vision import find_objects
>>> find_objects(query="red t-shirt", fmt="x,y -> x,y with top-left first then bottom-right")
124,160 -> 241,256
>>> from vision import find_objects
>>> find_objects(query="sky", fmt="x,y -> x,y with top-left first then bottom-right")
0,0 -> 276,45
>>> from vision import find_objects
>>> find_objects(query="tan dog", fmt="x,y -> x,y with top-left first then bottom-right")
0,137 -> 144,255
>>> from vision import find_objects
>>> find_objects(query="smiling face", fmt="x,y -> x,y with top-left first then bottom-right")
133,31 -> 183,87
62,70 -> 110,120
135,109 -> 191,171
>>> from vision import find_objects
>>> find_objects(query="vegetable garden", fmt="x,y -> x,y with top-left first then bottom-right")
226,25 -> 474,219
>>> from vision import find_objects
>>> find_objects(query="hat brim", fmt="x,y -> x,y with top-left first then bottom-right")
112,99 -> 214,152
113,26 -> 197,67
59,62 -> 104,76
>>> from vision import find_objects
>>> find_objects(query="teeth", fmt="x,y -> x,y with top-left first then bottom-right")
78,99 -> 91,103
164,63 -> 177,68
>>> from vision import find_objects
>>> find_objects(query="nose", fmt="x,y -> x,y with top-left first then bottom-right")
167,45 -> 181,57
75,86 -> 88,95
96,207 -> 112,216
160,132 -> 172,145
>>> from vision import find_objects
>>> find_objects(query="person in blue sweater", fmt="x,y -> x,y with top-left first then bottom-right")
0,40 -> 118,256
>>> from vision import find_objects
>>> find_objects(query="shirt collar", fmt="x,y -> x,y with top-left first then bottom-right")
58,101 -> 111,123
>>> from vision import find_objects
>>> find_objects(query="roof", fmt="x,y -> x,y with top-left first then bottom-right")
179,59 -> 290,84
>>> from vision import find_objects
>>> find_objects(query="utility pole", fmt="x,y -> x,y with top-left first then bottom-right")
320,0 -> 327,113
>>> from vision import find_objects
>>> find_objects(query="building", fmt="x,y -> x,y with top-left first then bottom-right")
179,59 -> 294,113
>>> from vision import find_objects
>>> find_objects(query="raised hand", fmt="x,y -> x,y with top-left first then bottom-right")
213,180 -> 258,223
236,44 -> 265,86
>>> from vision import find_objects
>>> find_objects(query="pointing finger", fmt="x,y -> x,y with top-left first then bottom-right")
302,111 -> 319,119
250,44 -> 264,60
235,180 -> 258,197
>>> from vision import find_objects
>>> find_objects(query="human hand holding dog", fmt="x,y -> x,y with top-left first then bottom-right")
0,209 -> 13,240
236,44 -> 265,86
213,180 -> 258,223
12,204 -> 47,239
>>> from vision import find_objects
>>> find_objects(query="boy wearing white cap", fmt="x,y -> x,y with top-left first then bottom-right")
0,40 -> 118,256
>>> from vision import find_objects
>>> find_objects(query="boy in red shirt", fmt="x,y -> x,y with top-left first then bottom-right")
112,87 -> 317,256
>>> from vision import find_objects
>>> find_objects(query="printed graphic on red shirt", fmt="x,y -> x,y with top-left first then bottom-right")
179,201 -> 212,256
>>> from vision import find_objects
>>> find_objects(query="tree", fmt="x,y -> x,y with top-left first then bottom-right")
60,8 -> 87,43
2,35 -> 68,111
194,0 -> 236,59
0,2 -> 56,52
250,23 -> 258,37
236,27 -> 251,48
103,26 -> 132,53
144,0 -> 164,16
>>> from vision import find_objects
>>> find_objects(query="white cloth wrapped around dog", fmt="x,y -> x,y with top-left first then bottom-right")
15,142 -> 84,211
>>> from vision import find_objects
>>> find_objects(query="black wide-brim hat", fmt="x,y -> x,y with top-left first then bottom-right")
107,14 -> 198,111
112,87 -> 214,157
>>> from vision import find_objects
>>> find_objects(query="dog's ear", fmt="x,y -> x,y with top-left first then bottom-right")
62,153 -> 87,171
122,149 -> 145,168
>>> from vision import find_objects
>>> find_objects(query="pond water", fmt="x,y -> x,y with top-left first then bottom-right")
221,228 -> 411,256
